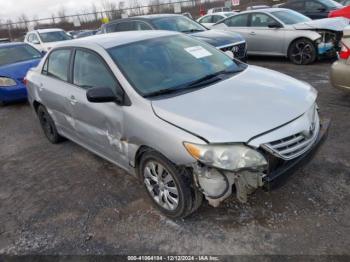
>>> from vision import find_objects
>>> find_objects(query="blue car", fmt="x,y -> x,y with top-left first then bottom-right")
0,43 -> 42,105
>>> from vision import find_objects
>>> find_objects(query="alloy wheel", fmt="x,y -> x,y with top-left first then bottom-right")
143,161 -> 179,211
290,41 -> 314,65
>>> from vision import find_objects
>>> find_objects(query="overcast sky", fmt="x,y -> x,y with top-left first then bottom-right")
0,0 -> 117,21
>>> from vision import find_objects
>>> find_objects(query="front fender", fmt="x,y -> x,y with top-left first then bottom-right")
285,30 -> 321,53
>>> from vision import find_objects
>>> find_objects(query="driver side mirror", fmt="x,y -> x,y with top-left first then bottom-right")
87,87 -> 123,104
268,22 -> 282,29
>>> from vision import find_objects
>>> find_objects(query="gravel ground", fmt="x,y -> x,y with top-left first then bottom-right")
0,57 -> 349,256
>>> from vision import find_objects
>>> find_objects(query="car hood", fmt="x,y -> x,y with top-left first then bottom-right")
42,41 -> 62,51
0,59 -> 41,80
190,29 -> 244,47
152,66 -> 317,143
293,17 -> 349,31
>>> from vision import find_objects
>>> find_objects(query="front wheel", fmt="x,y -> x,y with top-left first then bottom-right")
139,151 -> 202,219
288,38 -> 317,65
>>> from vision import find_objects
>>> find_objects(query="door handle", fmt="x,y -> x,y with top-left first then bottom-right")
69,95 -> 78,105
249,31 -> 256,36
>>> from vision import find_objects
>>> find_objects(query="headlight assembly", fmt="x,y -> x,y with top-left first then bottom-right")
0,77 -> 16,87
184,142 -> 267,171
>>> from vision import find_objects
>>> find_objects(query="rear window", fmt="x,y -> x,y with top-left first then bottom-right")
0,44 -> 42,66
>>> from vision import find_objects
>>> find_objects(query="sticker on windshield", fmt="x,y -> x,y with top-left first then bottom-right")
185,46 -> 212,59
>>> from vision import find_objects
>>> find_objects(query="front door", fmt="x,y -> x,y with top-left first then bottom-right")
68,48 -> 128,167
247,13 -> 285,55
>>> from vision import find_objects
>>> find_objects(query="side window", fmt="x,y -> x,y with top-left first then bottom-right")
73,50 -> 122,95
115,21 -> 135,32
305,1 -> 325,11
251,13 -> 276,27
134,21 -> 152,30
32,34 -> 39,43
200,16 -> 213,23
27,34 -> 33,42
224,14 -> 249,27
286,1 -> 305,10
106,22 -> 134,33
46,49 -> 71,81
212,15 -> 223,23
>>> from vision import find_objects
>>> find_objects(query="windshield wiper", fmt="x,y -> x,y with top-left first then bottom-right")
181,29 -> 204,33
144,69 -> 240,98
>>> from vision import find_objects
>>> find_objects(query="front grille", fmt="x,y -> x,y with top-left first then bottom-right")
262,107 -> 320,161
219,42 -> 246,59
262,121 -> 320,160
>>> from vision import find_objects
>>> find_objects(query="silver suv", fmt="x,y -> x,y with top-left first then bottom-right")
26,31 -> 329,218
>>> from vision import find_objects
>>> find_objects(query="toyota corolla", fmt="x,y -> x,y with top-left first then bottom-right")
25,31 -> 329,218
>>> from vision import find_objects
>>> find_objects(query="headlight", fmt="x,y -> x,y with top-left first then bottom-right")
184,142 -> 267,171
0,77 -> 16,87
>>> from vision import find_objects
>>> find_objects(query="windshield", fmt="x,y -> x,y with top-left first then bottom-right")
151,16 -> 206,33
108,34 -> 246,97
271,10 -> 311,25
39,31 -> 71,43
319,0 -> 343,8
0,44 -> 42,66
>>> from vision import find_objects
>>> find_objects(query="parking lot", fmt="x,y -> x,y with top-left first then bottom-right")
0,57 -> 349,255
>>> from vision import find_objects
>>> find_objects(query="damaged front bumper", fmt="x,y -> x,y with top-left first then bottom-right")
192,118 -> 330,207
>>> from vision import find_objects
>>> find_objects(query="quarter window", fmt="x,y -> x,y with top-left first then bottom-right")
45,49 -> 71,81
73,50 -> 121,95
224,14 -> 249,27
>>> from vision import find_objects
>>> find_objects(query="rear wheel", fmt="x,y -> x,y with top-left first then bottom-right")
37,105 -> 64,144
139,151 -> 202,219
288,38 -> 317,65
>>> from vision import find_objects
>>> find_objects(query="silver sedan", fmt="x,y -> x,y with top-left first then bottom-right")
213,8 -> 349,64
26,31 -> 328,218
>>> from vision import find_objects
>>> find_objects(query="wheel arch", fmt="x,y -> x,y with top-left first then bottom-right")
287,36 -> 318,56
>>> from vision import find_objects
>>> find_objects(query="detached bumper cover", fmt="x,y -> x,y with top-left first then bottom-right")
263,118 -> 330,189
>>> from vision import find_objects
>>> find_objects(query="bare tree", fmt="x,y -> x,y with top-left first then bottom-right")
57,6 -> 67,23
18,14 -> 29,29
91,3 -> 99,22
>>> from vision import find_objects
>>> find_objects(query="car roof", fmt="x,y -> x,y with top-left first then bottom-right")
29,28 -> 64,33
0,42 -> 27,48
55,30 -> 180,49
106,14 -> 183,24
237,7 -> 291,14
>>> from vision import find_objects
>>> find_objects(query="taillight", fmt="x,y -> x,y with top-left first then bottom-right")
339,42 -> 350,60
23,77 -> 28,86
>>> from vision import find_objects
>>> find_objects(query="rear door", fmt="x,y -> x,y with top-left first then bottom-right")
68,48 -> 128,167
219,13 -> 250,40
39,48 -> 77,137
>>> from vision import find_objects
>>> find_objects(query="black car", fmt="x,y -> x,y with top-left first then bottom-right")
100,14 -> 247,61
279,0 -> 343,19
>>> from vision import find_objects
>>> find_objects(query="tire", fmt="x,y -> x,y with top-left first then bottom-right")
288,38 -> 317,65
37,105 -> 64,144
139,151 -> 202,219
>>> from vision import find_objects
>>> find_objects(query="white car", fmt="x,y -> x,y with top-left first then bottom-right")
207,7 -> 231,14
24,28 -> 72,53
197,12 -> 237,28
